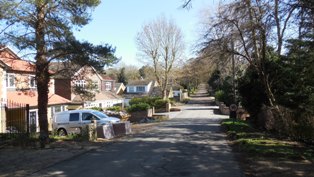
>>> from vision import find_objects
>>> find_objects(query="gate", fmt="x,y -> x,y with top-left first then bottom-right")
0,99 -> 30,140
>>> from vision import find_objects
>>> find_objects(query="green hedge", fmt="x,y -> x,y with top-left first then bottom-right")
127,103 -> 150,112
106,106 -> 122,112
153,99 -> 168,109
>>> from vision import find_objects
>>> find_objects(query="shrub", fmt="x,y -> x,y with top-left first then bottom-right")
129,96 -> 161,107
89,107 -> 103,111
107,106 -> 122,112
182,98 -> 190,104
126,103 -> 150,112
215,90 -> 225,102
153,99 -> 168,109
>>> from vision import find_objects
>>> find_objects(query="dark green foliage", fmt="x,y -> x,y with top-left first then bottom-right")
153,99 -> 168,109
212,76 -> 234,106
89,107 -> 103,111
128,97 -> 168,112
208,69 -> 222,91
238,66 -> 268,118
117,67 -> 128,85
277,36 -> 314,112
127,103 -> 150,112
129,97 -> 161,107
214,90 -> 224,102
107,106 -> 122,112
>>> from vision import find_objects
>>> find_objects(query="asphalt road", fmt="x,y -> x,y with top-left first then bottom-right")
32,84 -> 244,177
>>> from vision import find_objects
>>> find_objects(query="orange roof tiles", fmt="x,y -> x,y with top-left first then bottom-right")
0,57 -> 36,72
0,47 -> 36,73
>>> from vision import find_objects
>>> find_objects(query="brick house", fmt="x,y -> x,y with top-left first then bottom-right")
51,64 -> 123,109
0,46 -> 72,132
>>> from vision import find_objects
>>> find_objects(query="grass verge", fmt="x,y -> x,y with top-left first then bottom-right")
222,119 -> 314,161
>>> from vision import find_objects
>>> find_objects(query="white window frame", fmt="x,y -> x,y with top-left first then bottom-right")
29,75 -> 37,88
75,80 -> 86,88
6,74 -> 15,88
128,86 -> 134,93
136,86 -> 145,92
105,82 -> 111,91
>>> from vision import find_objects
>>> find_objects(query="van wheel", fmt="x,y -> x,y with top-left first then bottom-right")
58,128 -> 67,136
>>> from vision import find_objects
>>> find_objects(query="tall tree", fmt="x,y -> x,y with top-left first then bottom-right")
0,1 -> 118,147
117,67 -> 128,85
136,16 -> 185,99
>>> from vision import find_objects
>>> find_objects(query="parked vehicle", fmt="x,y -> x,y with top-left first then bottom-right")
53,110 -> 120,136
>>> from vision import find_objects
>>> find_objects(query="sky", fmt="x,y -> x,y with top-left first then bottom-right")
74,0 -> 218,68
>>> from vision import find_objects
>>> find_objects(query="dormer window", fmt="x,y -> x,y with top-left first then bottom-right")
6,74 -> 15,88
136,86 -> 145,92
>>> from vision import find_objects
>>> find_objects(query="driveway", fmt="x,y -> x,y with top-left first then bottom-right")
32,84 -> 243,177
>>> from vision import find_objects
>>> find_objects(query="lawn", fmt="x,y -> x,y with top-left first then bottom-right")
222,119 -> 314,161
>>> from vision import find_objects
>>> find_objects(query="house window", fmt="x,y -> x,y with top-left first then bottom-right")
105,82 -> 111,91
6,74 -> 15,88
75,80 -> 86,88
136,86 -> 145,92
29,75 -> 36,88
129,86 -> 134,92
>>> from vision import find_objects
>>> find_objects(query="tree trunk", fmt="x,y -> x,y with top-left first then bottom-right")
35,2 -> 49,148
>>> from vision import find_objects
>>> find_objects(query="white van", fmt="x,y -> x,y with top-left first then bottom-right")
53,109 -> 120,136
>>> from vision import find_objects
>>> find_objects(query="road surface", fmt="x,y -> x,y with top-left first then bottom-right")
32,84 -> 243,177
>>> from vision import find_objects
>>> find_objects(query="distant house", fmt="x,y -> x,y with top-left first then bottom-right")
124,80 -> 159,105
0,46 -> 72,132
126,80 -> 156,94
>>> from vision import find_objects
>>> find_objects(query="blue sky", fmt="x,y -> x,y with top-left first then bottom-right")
74,0 -> 217,67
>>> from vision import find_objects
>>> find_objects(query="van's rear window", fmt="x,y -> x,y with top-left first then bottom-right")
69,113 -> 79,121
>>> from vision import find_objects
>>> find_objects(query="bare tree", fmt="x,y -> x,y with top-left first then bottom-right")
136,16 -> 185,99
197,0 -> 298,108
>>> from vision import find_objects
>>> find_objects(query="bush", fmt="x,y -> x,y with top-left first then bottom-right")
129,97 -> 161,107
153,99 -> 168,109
182,98 -> 190,104
215,90 -> 225,102
89,107 -> 103,111
126,103 -> 150,112
107,106 -> 122,112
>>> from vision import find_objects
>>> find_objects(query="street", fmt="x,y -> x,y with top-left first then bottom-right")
32,84 -> 243,177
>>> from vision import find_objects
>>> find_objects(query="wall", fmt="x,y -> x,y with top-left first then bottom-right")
54,79 -> 71,100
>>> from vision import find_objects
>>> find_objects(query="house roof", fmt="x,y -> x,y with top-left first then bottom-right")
127,80 -> 152,86
100,74 -> 114,81
72,91 -> 121,103
0,47 -> 36,73
49,62 -> 81,79
0,57 -> 36,73
7,91 -> 72,107
94,91 -> 122,100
